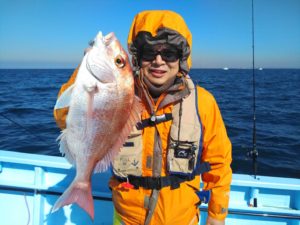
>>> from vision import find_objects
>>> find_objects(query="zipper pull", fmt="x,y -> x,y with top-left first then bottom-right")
188,144 -> 197,171
188,155 -> 195,171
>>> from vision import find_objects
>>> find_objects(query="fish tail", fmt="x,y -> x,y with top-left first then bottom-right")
51,181 -> 94,220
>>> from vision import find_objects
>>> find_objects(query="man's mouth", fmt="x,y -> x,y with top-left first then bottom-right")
149,69 -> 166,78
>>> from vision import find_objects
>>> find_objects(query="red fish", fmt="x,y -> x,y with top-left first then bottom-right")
53,32 -> 141,219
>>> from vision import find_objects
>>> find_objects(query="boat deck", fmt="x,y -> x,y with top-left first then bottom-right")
0,150 -> 299,225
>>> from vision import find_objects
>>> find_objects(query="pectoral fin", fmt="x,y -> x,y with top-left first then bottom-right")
54,84 -> 74,109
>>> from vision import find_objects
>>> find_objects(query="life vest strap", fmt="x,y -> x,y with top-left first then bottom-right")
115,162 -> 210,190
137,113 -> 173,130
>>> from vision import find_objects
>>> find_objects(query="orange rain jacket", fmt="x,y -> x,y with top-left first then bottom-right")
54,10 -> 232,224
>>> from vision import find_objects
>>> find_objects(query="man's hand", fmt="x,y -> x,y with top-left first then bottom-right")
206,216 -> 225,225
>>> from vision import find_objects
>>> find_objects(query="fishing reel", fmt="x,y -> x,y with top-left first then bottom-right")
247,148 -> 258,159
247,147 -> 259,179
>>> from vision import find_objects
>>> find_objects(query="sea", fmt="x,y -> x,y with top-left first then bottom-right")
0,69 -> 299,178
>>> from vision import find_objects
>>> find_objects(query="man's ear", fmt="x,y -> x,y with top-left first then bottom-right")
131,56 -> 141,72
132,56 -> 139,67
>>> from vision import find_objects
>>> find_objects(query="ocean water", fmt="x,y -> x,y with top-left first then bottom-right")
0,69 -> 299,178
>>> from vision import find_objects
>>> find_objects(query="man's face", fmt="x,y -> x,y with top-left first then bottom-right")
140,44 -> 180,86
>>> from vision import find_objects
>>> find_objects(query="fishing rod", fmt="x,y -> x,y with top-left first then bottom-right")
247,0 -> 258,179
0,111 -> 55,145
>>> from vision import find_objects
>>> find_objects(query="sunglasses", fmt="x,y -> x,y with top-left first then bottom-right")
140,44 -> 181,62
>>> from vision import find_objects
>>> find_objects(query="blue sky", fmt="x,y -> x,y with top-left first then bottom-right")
0,0 -> 299,69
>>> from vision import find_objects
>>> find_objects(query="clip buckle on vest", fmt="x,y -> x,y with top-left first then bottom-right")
120,177 -> 134,189
196,189 -> 211,204
137,113 -> 173,130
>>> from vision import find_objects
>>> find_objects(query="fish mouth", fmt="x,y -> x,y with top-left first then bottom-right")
104,32 -> 117,46
84,32 -> 120,84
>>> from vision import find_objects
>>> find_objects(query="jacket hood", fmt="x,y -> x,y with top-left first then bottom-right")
127,10 -> 192,74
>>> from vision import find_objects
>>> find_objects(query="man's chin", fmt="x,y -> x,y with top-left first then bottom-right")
148,77 -> 166,87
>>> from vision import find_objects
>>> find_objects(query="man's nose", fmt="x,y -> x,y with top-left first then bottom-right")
153,54 -> 165,64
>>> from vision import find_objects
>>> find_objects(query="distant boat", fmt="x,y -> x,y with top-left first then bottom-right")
258,67 -> 263,70
223,67 -> 229,70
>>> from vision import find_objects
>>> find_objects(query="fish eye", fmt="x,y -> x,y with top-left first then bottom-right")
115,55 -> 125,68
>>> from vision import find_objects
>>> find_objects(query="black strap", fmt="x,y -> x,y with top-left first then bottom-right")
137,113 -> 173,130
116,162 -> 211,190
116,175 -> 182,190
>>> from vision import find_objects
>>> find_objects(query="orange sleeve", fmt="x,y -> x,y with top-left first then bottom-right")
53,67 -> 79,130
197,86 -> 232,221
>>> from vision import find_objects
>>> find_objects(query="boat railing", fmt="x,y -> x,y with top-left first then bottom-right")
1,150 -> 300,225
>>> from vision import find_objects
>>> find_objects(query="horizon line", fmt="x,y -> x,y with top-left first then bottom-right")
0,67 -> 300,70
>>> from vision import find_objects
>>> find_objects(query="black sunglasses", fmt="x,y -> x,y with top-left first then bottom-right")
140,44 -> 181,62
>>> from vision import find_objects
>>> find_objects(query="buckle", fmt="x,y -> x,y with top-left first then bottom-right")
143,177 -> 162,190
154,177 -> 162,190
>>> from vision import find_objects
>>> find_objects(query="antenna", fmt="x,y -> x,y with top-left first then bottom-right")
247,0 -> 258,179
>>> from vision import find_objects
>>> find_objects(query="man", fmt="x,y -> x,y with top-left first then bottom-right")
54,10 -> 232,225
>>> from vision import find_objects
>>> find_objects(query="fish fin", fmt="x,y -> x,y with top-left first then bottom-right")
57,129 -> 75,165
51,181 -> 94,220
94,96 -> 143,173
54,84 -> 75,109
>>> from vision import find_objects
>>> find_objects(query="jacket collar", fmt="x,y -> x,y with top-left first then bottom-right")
135,70 -> 190,114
